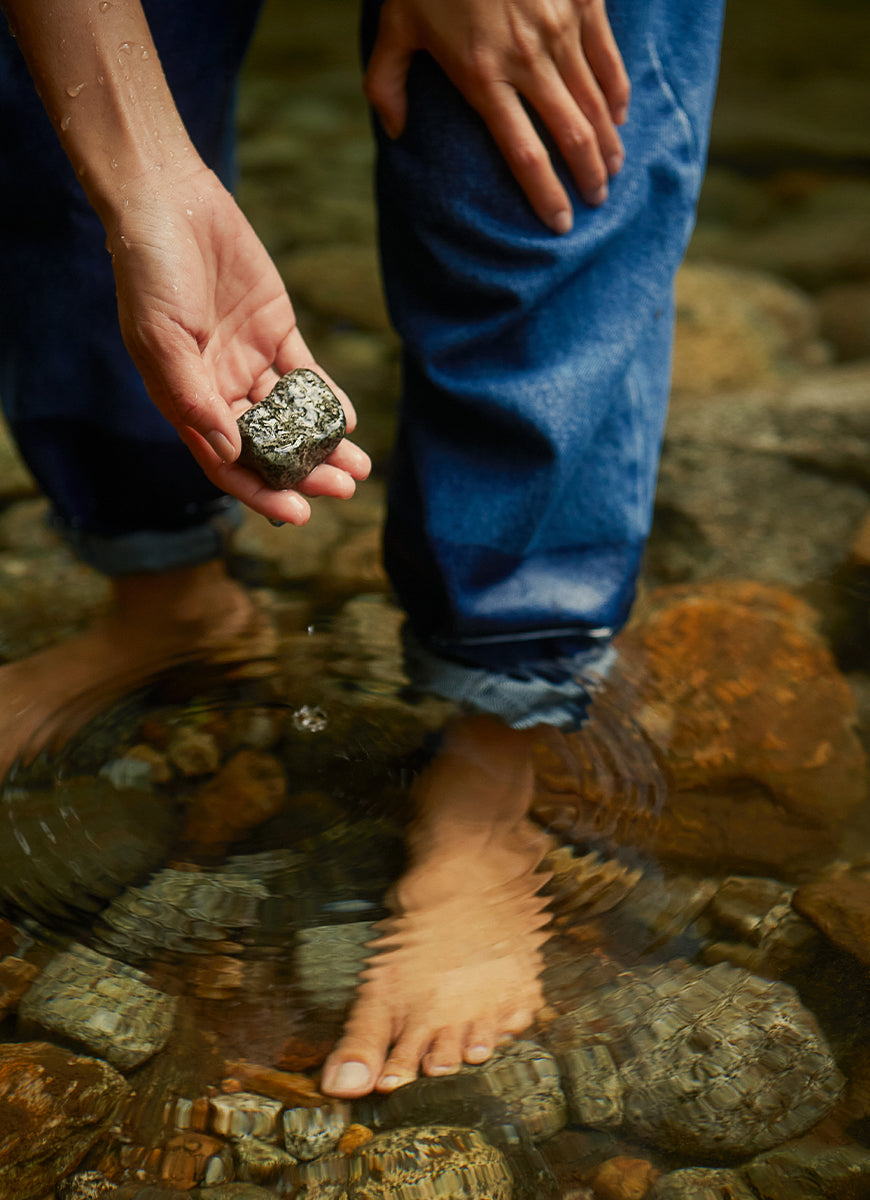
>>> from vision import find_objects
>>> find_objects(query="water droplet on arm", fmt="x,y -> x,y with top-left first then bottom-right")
60,115 -> 71,131
99,0 -> 112,11
65,82 -> 87,98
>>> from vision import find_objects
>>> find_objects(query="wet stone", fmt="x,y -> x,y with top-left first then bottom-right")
557,1044 -> 624,1127
295,922 -> 375,1009
237,369 -> 346,490
589,1156 -> 659,1200
0,1041 -> 129,1200
742,1144 -> 870,1200
650,1166 -> 755,1199
160,1133 -> 226,1190
56,1171 -> 115,1199
0,954 -> 39,1019
18,943 -> 177,1070
232,1134 -> 297,1184
283,1103 -> 350,1160
209,1092 -> 284,1139
546,960 -> 843,1159
347,1126 -> 512,1200
194,1186 -> 277,1200
373,1040 -> 566,1143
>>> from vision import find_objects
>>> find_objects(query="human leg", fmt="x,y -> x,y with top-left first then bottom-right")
0,1 -> 266,774
322,0 -> 725,1096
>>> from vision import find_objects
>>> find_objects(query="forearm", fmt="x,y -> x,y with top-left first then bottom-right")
2,0 -> 200,224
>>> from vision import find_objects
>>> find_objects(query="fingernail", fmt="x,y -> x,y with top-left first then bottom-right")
331,1062 -> 371,1092
584,185 -> 608,207
206,430 -> 235,462
607,152 -> 624,175
615,104 -> 629,125
550,209 -> 573,235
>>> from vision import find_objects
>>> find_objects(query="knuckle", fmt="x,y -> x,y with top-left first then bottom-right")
506,136 -> 547,174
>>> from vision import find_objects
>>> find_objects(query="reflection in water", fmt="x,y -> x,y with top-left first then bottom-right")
1,596 -> 868,1198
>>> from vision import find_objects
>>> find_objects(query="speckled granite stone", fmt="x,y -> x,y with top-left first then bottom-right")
237,370 -> 346,489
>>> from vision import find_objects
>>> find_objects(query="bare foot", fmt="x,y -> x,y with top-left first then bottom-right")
320,717 -> 553,1098
0,560 -> 272,781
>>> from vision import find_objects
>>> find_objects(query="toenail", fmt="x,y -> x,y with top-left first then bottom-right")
378,1074 -> 403,1090
332,1061 -> 371,1092
429,1065 -> 457,1076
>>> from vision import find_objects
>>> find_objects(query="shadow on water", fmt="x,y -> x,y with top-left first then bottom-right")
1,0 -> 870,1195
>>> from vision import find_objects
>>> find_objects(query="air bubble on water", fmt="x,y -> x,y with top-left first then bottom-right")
292,705 -> 328,733
66,82 -> 86,97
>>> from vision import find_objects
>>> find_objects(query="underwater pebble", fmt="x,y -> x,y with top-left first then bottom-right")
233,1135 -> 297,1185
546,959 -> 844,1158
374,1040 -> 567,1143
237,369 -> 346,490
589,1156 -> 659,1200
18,944 -> 177,1069
210,1092 -> 284,1139
650,1166 -> 755,1199
295,922 -> 375,1008
167,726 -> 222,776
55,1172 -> 115,1200
558,1043 -> 624,1127
283,1103 -> 351,1160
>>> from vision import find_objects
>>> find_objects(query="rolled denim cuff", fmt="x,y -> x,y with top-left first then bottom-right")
50,497 -> 243,577
402,627 -> 617,731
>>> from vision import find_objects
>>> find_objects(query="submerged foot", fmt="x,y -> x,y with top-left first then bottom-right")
0,560 -> 272,782
321,717 -> 553,1097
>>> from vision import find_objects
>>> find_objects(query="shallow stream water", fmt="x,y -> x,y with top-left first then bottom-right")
2,0 -> 870,1197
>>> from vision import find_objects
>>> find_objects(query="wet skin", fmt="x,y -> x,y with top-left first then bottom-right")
321,716 -> 553,1096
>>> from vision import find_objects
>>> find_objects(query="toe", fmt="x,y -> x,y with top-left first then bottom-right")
375,1025 -> 432,1091
422,1027 -> 466,1077
463,1021 -> 496,1065
321,1006 -> 392,1098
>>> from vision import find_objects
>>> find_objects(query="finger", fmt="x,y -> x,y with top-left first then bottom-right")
364,5 -> 414,139
324,438 -> 372,481
550,47 -> 625,176
180,427 -> 313,525
473,82 -> 575,234
580,0 -> 631,124
522,65 -> 612,203
296,463 -> 357,499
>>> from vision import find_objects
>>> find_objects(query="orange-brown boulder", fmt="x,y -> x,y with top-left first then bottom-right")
533,582 -> 866,877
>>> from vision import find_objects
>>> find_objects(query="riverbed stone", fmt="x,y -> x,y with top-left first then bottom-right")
793,870 -> 870,967
18,943 -> 177,1070
0,1041 -> 129,1200
651,1167 -> 755,1200
238,370 -> 346,490
743,1144 -> 870,1199
672,263 -> 826,396
648,362 -> 870,595
535,582 -> 867,876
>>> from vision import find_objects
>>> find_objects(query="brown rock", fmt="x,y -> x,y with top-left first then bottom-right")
222,1059 -> 326,1108
0,1042 -> 129,1200
159,1132 -> 224,1190
589,1157 -> 659,1200
167,726 -> 221,777
0,955 -> 39,1019
534,582 -> 867,876
672,263 -> 826,397
182,750 -> 286,846
793,872 -> 870,966
818,282 -> 870,362
337,1123 -> 374,1155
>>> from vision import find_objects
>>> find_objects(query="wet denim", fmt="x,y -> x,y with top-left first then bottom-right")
0,1 -> 259,574
363,0 -> 725,725
0,0 -> 723,730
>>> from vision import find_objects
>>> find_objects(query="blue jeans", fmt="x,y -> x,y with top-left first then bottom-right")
0,0 -> 724,728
